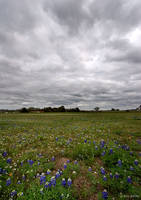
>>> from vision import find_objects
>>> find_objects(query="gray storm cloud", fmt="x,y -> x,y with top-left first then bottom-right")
0,0 -> 141,110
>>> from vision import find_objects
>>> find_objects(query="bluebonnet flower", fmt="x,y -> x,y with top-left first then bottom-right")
109,173 -> 113,178
51,156 -> 55,161
129,151 -> 133,155
0,168 -> 3,174
100,139 -> 105,148
56,137 -> 59,141
93,141 -> 96,145
40,175 -> 46,184
38,161 -> 40,165
28,160 -> 34,166
64,163 -> 67,169
127,176 -> 132,183
44,182 -> 50,188
22,174 -> 26,180
7,158 -> 12,164
118,159 -> 122,167
134,160 -> 138,166
130,166 -> 134,171
115,172 -> 119,179
101,167 -> 105,175
51,176 -> 56,186
101,151 -> 106,156
2,151 -> 7,157
102,189 -> 108,199
103,176 -> 107,181
6,178 -> 11,186
21,161 -> 23,166
67,178 -> 72,186
84,139 -> 87,143
88,167 -> 92,172
62,178 -> 66,186
10,190 -> 17,197
139,152 -> 141,157
46,169 -> 51,175
17,180 -> 21,184
55,172 -> 60,179
74,160 -> 78,165
109,148 -> 113,154
67,160 -> 70,163
136,139 -> 141,144
95,146 -> 98,150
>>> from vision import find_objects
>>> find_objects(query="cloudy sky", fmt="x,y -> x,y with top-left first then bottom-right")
0,0 -> 141,110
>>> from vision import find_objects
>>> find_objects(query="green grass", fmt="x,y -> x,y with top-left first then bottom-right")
0,112 -> 141,199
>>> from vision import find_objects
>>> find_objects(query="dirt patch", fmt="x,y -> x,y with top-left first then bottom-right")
55,157 -> 69,170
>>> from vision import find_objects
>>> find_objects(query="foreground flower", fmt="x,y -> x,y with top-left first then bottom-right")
40,175 -> 46,185
88,167 -> 92,172
103,176 -> 107,181
102,189 -> 108,199
7,158 -> 12,164
51,176 -> 56,186
101,167 -> 105,175
62,178 -> 66,186
46,169 -> 51,175
115,172 -> 119,179
127,176 -> 132,184
118,159 -> 122,167
2,151 -> 7,157
11,190 -> 17,197
6,178 -> 11,186
109,148 -> 113,154
67,178 -> 72,186
134,160 -> 138,166
64,163 -> 67,169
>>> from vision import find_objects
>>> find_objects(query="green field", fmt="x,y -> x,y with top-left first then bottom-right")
0,112 -> 141,199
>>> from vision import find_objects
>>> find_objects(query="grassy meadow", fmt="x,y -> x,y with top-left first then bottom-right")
0,112 -> 141,199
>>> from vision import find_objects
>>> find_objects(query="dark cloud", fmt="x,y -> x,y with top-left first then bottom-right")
0,0 -> 140,110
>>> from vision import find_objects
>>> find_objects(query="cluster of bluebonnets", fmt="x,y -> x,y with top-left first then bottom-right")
0,136 -> 141,199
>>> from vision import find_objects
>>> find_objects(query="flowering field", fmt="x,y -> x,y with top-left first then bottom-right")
0,112 -> 141,200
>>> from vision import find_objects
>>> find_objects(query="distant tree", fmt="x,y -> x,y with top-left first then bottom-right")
20,107 -> 29,113
111,108 -> 115,111
58,106 -> 66,112
94,107 -> 100,112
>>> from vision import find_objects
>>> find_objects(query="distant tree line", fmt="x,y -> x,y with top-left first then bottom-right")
20,106 -> 80,113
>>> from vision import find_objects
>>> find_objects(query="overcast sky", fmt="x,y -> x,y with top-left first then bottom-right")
0,0 -> 141,110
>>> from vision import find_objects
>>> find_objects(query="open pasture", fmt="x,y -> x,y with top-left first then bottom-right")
0,112 -> 141,199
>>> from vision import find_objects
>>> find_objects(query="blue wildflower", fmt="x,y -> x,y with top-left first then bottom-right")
10,190 -> 17,197
114,172 -> 119,179
51,156 -> 55,161
67,178 -> 72,187
22,174 -> 26,180
6,178 -> 11,186
109,173 -> 113,178
46,169 -> 51,175
84,139 -> 87,143
62,178 -> 66,186
127,176 -> 132,184
64,163 -> 67,169
67,159 -> 70,163
101,167 -> 105,175
102,189 -> 108,199
130,166 -> 134,171
44,182 -> 49,188
55,172 -> 60,179
100,139 -> 105,148
134,160 -> 138,166
28,160 -> 34,166
7,158 -> 12,164
88,167 -> 92,172
103,176 -> 107,181
40,175 -> 46,185
56,137 -> 59,141
101,151 -> 106,156
0,168 -> 3,174
118,159 -> 122,167
51,176 -> 56,186
109,148 -> 113,154
74,160 -> 78,165
2,151 -> 7,157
